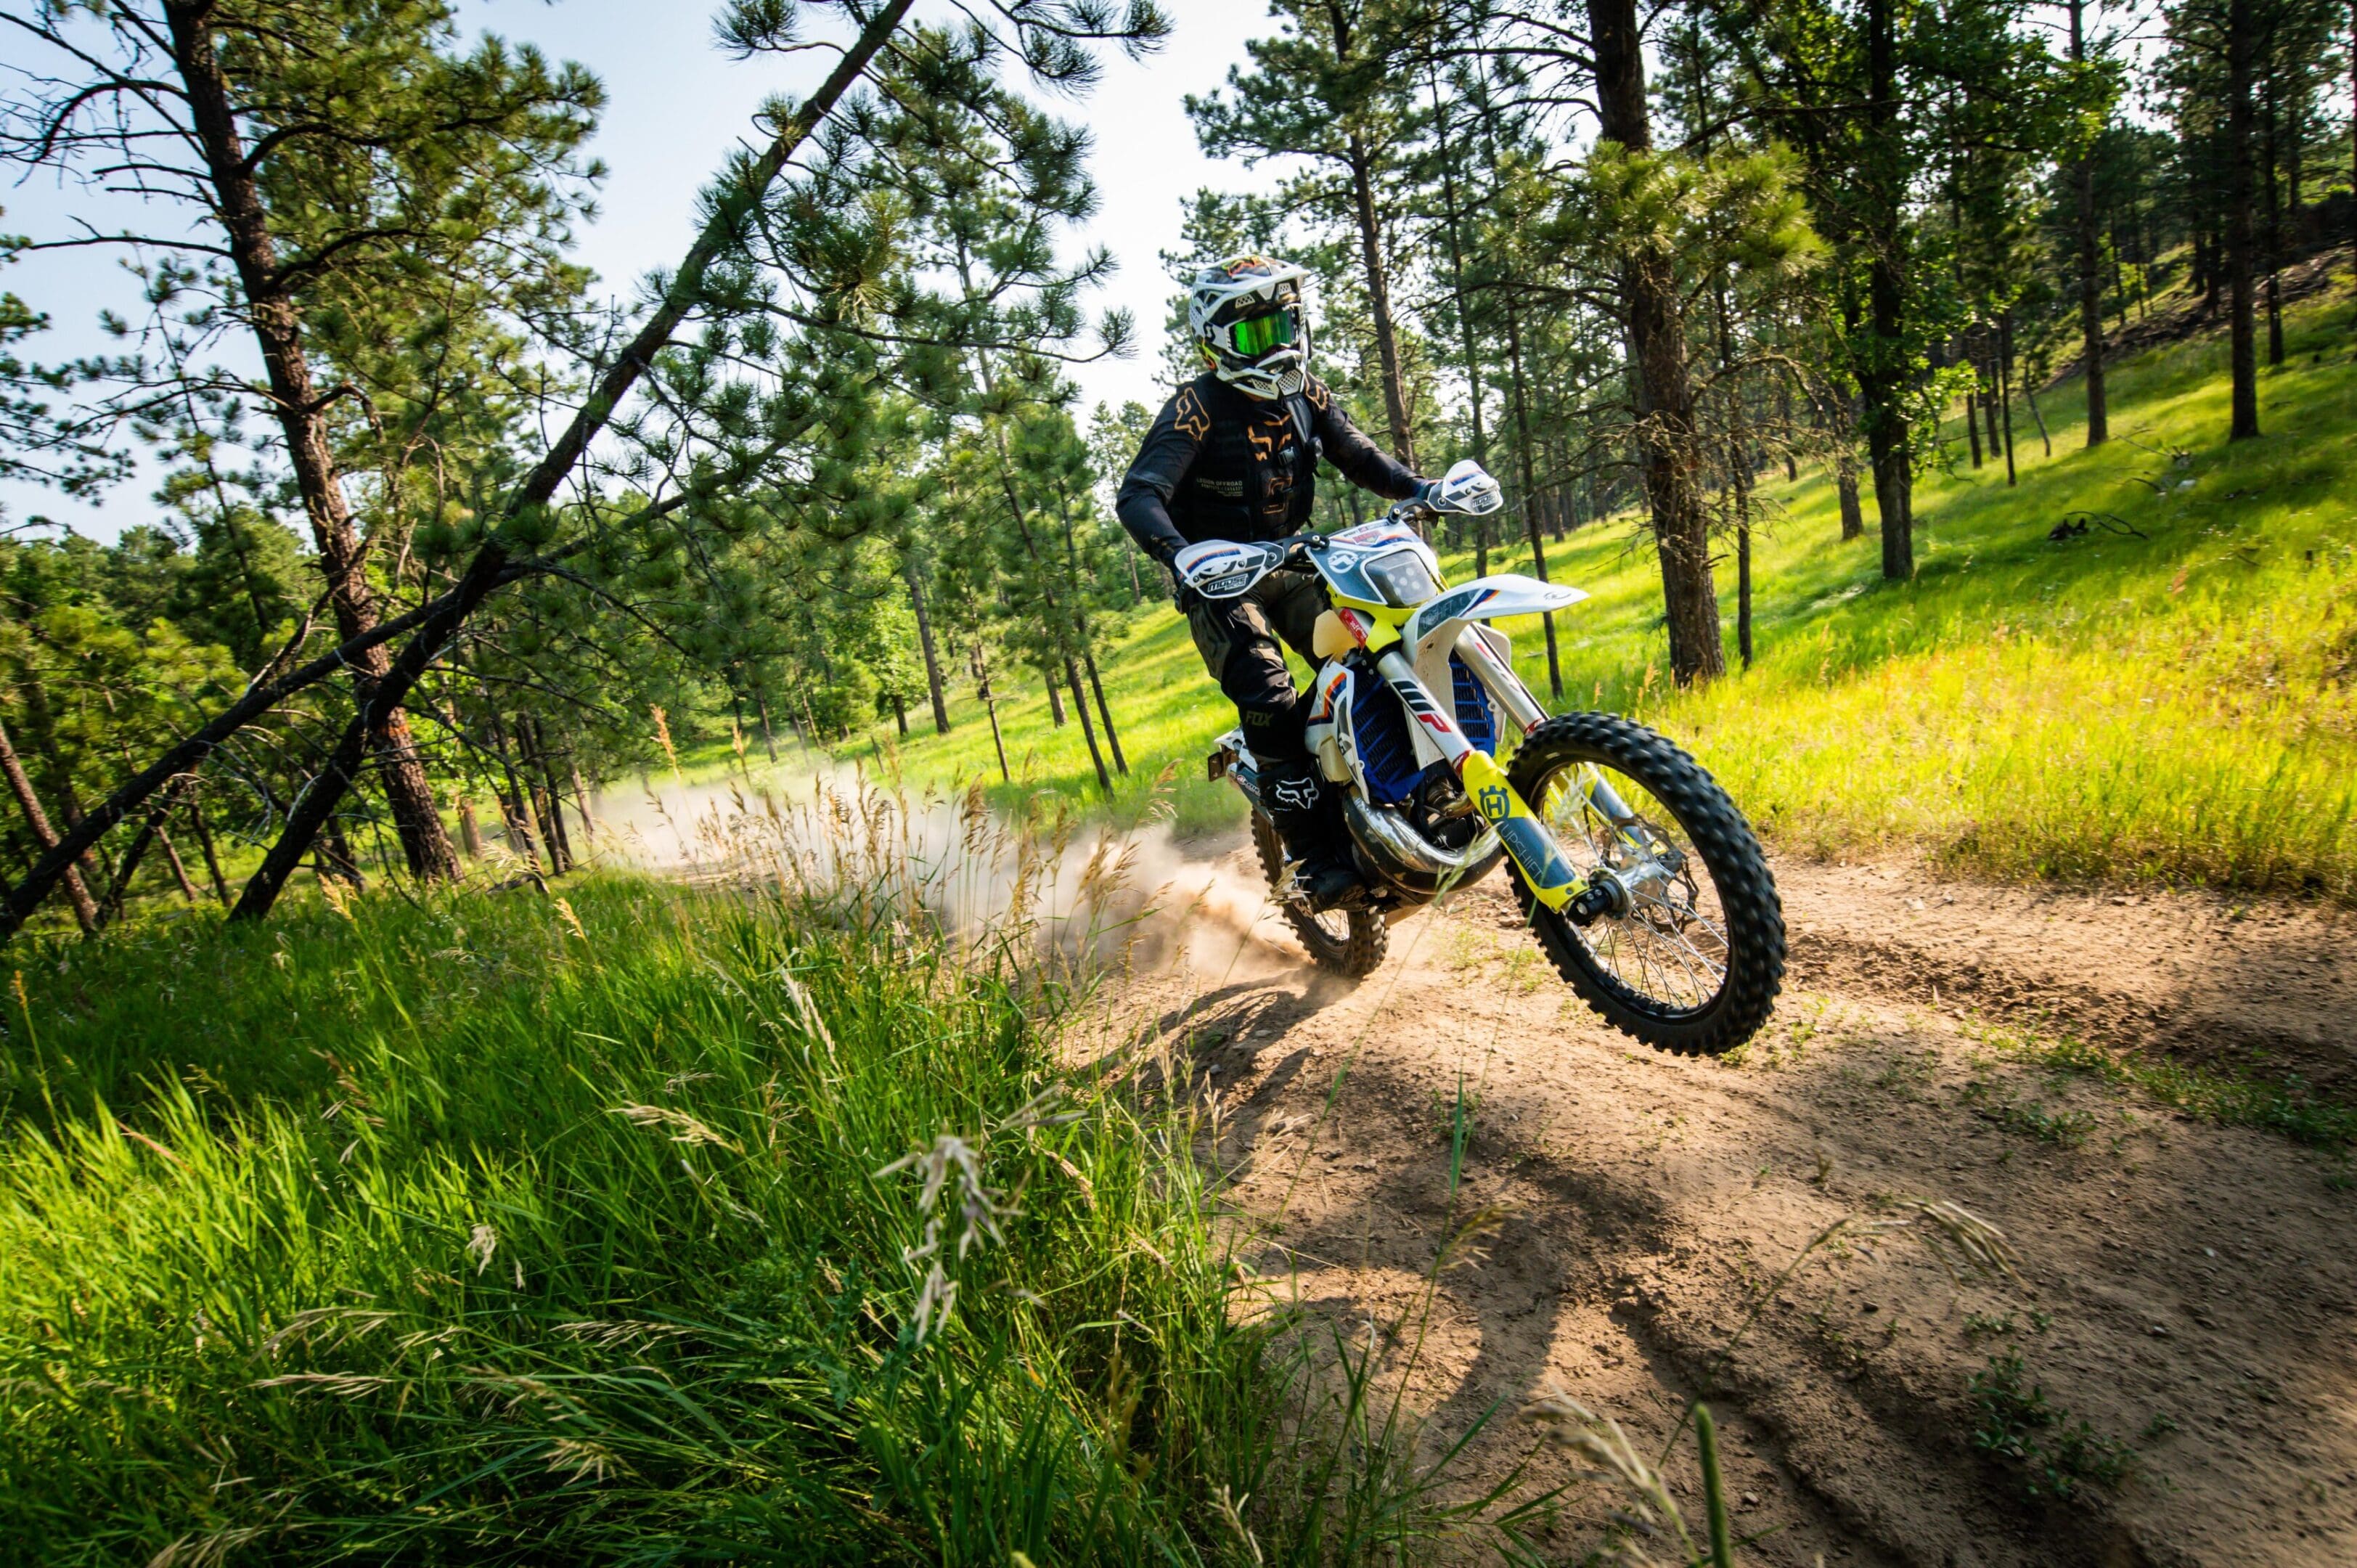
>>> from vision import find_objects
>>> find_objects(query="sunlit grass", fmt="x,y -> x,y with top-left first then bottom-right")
859,278 -> 2357,898
0,873 -> 1402,1562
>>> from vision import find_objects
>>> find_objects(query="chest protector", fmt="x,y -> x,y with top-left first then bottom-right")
1170,377 -> 1323,544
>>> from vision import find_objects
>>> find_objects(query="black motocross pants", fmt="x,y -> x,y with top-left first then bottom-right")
1183,568 -> 1328,763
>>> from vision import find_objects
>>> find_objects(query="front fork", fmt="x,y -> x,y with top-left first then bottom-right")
1375,641 -> 1651,915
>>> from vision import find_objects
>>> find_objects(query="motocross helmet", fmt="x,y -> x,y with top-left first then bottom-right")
1188,254 -> 1313,399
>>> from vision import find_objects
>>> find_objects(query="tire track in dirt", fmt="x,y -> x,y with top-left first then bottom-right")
1096,846 -> 2357,1567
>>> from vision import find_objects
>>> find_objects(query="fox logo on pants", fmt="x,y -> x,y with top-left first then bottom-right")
1268,774 -> 1319,812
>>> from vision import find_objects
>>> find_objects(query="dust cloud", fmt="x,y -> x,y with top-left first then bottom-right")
576,756 -> 1300,980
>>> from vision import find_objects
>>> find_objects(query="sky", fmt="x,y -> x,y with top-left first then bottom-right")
0,0 -> 1277,542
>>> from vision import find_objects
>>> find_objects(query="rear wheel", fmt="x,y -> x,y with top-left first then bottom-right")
1251,810 -> 1386,978
1506,713 -> 1783,1055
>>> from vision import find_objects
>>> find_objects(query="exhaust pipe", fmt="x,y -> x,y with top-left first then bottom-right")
1342,793 -> 1503,900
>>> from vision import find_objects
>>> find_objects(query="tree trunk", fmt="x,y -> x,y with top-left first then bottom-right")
1980,336 -> 2002,457
1082,651 -> 1127,776
1718,289 -> 1754,671
1063,658 -> 1112,797
163,1 -> 459,883
2226,0 -> 2263,439
1837,461 -> 1866,539
905,555 -> 952,735
1965,387 -> 1983,467
185,796 -> 232,907
569,760 -> 597,844
2286,62 -> 2305,245
753,691 -> 780,761
1429,61 -> 1490,576
458,796 -> 484,858
481,701 -> 541,871
1833,390 -> 1867,540
1346,136 -> 1416,470
1043,664 -> 1067,727
1590,0 -> 1723,682
528,716 -> 573,873
1504,298 -> 1565,698
2263,71 -> 2285,367
2064,0 -> 2112,449
319,820 -> 365,889
1862,0 -> 1914,578
972,642 -> 1010,784
517,716 -> 567,875
1998,311 -> 2018,485
157,825 -> 202,905
99,777 -> 193,926
2025,380 -> 2053,457
0,716 -> 97,933
1778,377 -> 1799,481
1737,523 -> 1753,671
19,679 -> 105,894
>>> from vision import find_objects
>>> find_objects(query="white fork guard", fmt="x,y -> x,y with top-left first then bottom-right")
1400,573 -> 1585,767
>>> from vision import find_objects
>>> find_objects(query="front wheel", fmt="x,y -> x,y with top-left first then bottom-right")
1506,713 -> 1784,1055
1249,810 -> 1387,979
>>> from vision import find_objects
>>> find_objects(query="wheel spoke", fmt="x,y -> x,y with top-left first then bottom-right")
1532,758 -> 1731,1018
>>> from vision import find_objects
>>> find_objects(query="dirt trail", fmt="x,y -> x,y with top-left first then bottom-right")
1103,844 -> 2357,1567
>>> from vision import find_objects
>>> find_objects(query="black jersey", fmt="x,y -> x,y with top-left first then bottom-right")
1114,372 -> 1419,564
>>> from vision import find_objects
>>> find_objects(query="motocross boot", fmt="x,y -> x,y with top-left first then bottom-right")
1260,756 -> 1363,912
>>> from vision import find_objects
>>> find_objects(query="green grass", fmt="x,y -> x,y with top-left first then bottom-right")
1969,1349 -> 2139,1501
1966,1018 -> 2357,1152
857,278 -> 2357,899
0,872 -> 1439,1564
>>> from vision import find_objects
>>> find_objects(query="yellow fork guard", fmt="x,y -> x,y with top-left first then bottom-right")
1458,750 -> 1584,912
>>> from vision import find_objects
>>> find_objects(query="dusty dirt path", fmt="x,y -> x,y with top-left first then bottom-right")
1099,844 -> 2357,1567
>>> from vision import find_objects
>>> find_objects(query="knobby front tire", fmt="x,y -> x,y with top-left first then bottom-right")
1506,712 -> 1784,1055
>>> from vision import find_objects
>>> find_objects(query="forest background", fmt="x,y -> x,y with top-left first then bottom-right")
0,0 -> 2350,928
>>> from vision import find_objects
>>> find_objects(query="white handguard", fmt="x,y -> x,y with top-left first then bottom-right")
1174,538 -> 1284,600
1424,458 -> 1504,517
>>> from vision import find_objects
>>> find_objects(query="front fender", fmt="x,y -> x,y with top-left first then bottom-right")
1403,574 -> 1588,648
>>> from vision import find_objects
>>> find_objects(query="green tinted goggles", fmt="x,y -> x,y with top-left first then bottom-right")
1228,308 -> 1298,358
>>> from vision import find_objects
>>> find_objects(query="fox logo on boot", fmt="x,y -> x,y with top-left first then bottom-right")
1268,773 -> 1320,812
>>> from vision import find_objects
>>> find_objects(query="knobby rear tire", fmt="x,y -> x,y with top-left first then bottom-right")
1251,810 -> 1386,979
1506,712 -> 1784,1056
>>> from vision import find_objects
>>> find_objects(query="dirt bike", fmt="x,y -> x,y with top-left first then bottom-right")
1185,460 -> 1785,1056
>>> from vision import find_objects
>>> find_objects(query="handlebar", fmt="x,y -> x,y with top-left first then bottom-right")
1267,503 -> 1435,565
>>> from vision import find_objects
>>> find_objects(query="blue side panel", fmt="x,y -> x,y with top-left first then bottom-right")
1452,656 -> 1497,755
1351,656 -> 1496,806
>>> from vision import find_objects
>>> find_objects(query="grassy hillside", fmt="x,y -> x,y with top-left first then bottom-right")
854,280 -> 2357,901
0,871 -> 1399,1562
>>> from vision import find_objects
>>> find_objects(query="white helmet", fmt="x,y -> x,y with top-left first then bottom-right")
1188,254 -> 1313,399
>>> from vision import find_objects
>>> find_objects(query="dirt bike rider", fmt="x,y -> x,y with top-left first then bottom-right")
1117,255 -> 1447,912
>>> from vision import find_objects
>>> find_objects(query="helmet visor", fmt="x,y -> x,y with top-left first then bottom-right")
1228,308 -> 1298,359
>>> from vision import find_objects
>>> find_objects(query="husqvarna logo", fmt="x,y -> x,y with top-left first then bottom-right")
1478,785 -> 1510,822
